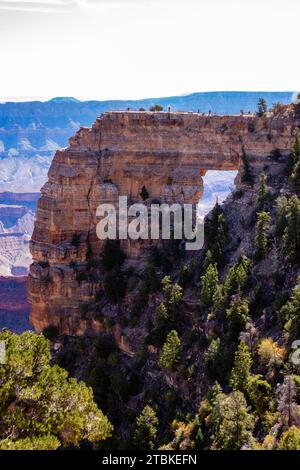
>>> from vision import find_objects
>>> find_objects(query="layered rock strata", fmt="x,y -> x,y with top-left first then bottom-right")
28,111 -> 296,334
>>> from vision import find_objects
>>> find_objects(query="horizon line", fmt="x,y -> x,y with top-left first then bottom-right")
0,90 -> 296,105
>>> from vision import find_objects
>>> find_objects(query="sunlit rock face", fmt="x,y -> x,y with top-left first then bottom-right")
28,110 -> 296,334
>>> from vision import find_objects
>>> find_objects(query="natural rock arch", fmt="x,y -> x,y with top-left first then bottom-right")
28,111 -> 295,334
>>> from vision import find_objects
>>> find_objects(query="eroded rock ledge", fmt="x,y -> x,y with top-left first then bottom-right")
28,111 -> 296,334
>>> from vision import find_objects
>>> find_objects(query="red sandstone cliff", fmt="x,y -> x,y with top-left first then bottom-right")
28,110 -> 296,334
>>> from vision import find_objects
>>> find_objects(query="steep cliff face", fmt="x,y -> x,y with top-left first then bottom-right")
28,110 -> 296,334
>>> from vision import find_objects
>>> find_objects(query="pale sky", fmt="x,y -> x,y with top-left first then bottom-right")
0,0 -> 299,101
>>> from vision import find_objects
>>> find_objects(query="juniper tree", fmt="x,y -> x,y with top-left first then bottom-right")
0,330 -> 112,450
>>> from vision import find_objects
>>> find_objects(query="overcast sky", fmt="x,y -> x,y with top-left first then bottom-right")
0,0 -> 299,101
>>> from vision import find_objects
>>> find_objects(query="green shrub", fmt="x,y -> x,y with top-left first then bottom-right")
150,104 -> 163,111
0,330 -> 112,449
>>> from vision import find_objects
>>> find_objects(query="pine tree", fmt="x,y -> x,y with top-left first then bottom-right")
210,391 -> 254,450
212,284 -> 225,318
257,173 -> 268,206
254,211 -> 271,259
226,295 -> 250,339
204,337 -> 223,380
289,136 -> 300,193
230,341 -> 253,393
159,330 -> 181,370
290,159 -> 300,193
204,203 -> 228,265
162,275 -> 172,298
200,263 -> 219,307
280,281 -> 300,337
224,256 -> 250,297
162,276 -> 183,317
241,147 -> 254,185
168,283 -> 183,313
134,405 -> 158,450
203,249 -> 213,272
257,98 -> 268,117
282,196 -> 300,264
156,302 -> 168,321
275,195 -> 289,236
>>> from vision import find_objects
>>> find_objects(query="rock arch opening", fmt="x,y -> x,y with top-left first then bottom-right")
198,170 -> 238,217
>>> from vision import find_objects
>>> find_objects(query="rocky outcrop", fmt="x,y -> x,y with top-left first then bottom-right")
28,110 -> 296,334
